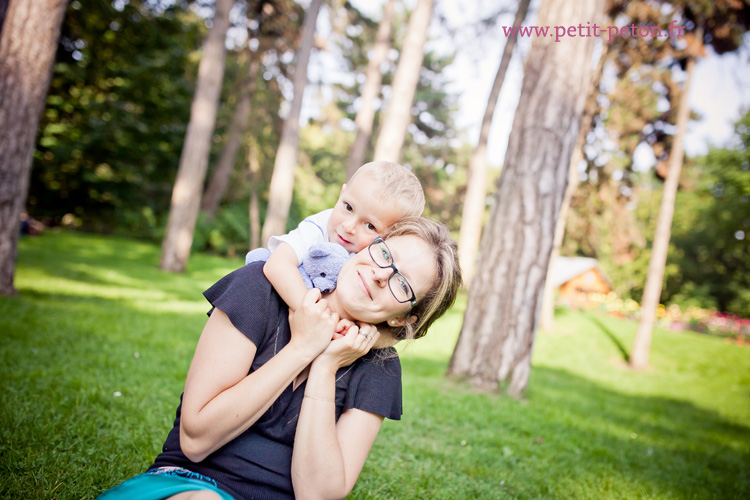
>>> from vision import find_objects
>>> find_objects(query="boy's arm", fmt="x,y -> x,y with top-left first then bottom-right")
264,242 -> 309,313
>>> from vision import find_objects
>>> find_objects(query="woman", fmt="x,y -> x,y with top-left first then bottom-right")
99,217 -> 461,500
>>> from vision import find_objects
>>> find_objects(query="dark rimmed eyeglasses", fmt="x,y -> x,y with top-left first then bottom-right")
368,237 -> 417,308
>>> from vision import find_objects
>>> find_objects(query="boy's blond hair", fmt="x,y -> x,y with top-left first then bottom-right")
349,161 -> 425,217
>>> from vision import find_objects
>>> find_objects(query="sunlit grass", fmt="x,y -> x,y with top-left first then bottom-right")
2,231 -> 748,499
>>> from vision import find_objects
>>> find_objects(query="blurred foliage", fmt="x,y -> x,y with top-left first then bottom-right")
576,110 -> 750,317
564,0 -> 750,315
195,0 -> 303,253
30,0 -> 204,235
666,110 -> 750,315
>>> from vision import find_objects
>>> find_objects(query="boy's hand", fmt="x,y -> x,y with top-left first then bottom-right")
333,318 -> 354,340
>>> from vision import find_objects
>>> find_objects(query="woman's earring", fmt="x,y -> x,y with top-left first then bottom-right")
389,319 -> 397,326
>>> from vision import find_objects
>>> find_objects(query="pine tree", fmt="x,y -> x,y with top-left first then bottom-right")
447,0 -> 606,396
160,0 -> 233,272
0,0 -> 69,295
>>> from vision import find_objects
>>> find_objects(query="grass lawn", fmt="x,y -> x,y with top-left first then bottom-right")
1,231 -> 748,499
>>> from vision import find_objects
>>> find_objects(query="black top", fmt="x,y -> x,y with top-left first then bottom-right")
149,263 -> 402,500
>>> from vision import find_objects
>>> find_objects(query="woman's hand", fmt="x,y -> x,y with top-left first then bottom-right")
288,288 -> 339,360
312,322 -> 380,373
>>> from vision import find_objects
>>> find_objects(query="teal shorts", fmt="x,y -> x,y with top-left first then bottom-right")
97,467 -> 235,500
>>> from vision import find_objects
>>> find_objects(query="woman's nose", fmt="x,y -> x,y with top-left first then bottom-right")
372,266 -> 391,285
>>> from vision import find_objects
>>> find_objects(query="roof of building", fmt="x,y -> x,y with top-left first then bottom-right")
549,256 -> 611,287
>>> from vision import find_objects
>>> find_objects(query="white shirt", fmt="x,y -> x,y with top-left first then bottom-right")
266,208 -> 333,264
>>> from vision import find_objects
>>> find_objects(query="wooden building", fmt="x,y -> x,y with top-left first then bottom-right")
549,256 -> 612,306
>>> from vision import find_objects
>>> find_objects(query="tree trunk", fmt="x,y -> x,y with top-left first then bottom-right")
539,42 -> 609,332
457,0 -> 530,286
159,0 -> 233,272
446,0 -> 605,397
346,0 -> 395,179
372,0 -> 433,163
261,0 -> 323,245
539,138 -> 581,332
247,140 -> 261,251
630,53 -> 697,370
201,49 -> 261,219
0,0 -> 68,296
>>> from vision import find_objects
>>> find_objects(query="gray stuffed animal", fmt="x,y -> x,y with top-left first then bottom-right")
299,242 -> 352,293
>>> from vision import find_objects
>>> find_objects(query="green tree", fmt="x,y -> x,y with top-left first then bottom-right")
630,0 -> 750,369
261,0 -> 324,246
0,0 -> 69,295
29,0 -> 203,235
346,0 -> 395,179
160,0 -> 233,272
447,0 -> 606,396
373,0 -> 434,162
667,110 -> 750,316
325,2 -> 466,232
201,0 -> 302,219
458,0 -> 531,285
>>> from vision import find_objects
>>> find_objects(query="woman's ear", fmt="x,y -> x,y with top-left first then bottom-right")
388,315 -> 417,327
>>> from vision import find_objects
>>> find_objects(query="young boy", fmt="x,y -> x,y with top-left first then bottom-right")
247,161 -> 425,313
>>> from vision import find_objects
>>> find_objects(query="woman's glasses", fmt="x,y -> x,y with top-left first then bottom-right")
368,237 -> 417,308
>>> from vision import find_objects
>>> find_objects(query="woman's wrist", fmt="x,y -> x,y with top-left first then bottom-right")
285,337 -> 323,365
307,356 -> 344,395
309,353 -> 341,376
303,394 -> 334,403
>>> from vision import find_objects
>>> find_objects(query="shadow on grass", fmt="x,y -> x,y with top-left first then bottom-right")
587,314 -> 631,362
15,231 -> 240,303
354,356 -> 750,499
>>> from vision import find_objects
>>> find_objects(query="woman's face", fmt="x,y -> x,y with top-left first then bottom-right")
333,234 -> 437,326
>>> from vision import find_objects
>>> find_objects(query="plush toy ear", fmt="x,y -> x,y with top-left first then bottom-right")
308,245 -> 330,258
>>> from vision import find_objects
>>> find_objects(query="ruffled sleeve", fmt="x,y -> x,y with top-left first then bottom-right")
342,349 -> 402,421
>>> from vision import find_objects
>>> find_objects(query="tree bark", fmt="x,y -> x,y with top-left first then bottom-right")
159,0 -> 233,272
0,0 -> 69,296
457,0 -> 530,286
261,0 -> 323,245
630,53 -> 697,370
372,0 -> 433,163
346,0 -> 395,179
539,42 -> 609,332
446,0 -> 605,397
201,48 -> 261,219
539,136 -> 581,332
